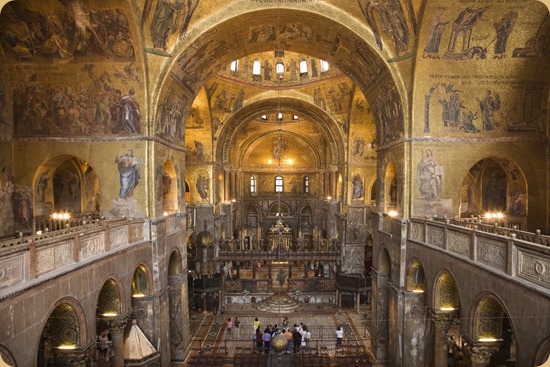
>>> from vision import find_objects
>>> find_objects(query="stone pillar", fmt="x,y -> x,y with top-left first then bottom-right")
356,292 -> 360,313
169,274 -> 186,361
464,341 -> 502,367
108,318 -> 127,367
431,309 -> 458,367
202,293 -> 207,313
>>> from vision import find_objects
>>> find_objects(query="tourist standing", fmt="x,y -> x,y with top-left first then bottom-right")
263,326 -> 272,353
283,328 -> 293,354
234,317 -> 241,339
227,317 -> 233,338
336,325 -> 344,349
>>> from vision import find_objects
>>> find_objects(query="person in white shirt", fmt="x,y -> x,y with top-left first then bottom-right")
336,325 -> 344,349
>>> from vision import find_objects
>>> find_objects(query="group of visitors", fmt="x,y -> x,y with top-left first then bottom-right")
223,316 -> 346,353
249,317 -> 312,354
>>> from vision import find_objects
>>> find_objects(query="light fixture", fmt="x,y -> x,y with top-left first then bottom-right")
440,307 -> 455,311
57,344 -> 77,350
132,293 -> 145,298
388,210 -> 398,217
102,312 -> 118,317
412,289 -> 424,293
478,337 -> 499,342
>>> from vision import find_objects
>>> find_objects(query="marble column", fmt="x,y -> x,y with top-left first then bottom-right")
108,317 -> 127,367
431,309 -> 458,367
465,341 -> 502,367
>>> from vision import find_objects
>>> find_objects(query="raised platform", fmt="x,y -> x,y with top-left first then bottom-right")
254,295 -> 302,313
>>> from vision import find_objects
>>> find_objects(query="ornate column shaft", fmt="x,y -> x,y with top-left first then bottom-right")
108,318 -> 127,367
431,309 -> 458,367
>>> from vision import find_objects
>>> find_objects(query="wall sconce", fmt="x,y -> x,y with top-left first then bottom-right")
102,312 -> 118,317
412,289 -> 424,293
440,307 -> 456,311
132,293 -> 145,298
388,210 -> 398,218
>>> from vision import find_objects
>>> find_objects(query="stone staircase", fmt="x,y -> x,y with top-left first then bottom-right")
254,295 -> 302,313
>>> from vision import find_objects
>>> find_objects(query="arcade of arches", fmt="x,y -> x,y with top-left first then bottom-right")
0,0 -> 549,366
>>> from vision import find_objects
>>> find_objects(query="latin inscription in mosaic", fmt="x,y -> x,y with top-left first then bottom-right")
80,235 -> 104,260
477,238 -> 507,272
518,250 -> 550,289
448,231 -> 470,257
110,226 -> 128,249
427,226 -> 445,248
410,222 -> 425,242
0,254 -> 24,288
36,241 -> 73,276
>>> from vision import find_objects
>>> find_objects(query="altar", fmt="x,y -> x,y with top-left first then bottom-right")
267,219 -> 293,251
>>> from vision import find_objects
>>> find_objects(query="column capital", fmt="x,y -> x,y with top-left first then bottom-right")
54,349 -> 88,367
107,316 -> 128,335
465,342 -> 502,364
429,308 -> 459,329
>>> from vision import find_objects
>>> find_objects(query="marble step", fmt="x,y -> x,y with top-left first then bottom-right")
254,296 -> 302,313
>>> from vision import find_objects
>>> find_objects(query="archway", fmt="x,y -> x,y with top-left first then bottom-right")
0,345 -> 15,367
38,300 -> 85,367
95,278 -> 123,365
34,155 -> 100,232
432,271 -> 461,367
468,294 -> 516,366
460,157 -> 527,229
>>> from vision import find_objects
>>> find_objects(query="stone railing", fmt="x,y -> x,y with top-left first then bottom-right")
408,217 -> 550,293
0,217 -> 148,295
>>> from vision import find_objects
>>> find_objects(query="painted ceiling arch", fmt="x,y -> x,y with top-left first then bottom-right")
217,95 -> 346,165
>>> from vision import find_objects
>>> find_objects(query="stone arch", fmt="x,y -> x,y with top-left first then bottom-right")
97,277 -> 123,317
155,6 -> 407,149
469,293 -> 517,365
38,297 -> 87,366
534,336 -> 550,366
460,157 -> 527,228
168,249 -> 183,277
406,258 -> 426,293
33,154 -> 100,230
433,270 -> 460,311
0,345 -> 16,367
131,264 -> 151,298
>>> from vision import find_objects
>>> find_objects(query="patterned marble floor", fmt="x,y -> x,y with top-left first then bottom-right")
186,302 -> 376,365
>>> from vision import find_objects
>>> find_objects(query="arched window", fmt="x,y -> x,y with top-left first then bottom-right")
320,60 -> 329,72
275,176 -> 284,193
299,60 -> 308,74
230,60 -> 239,72
277,112 -> 283,120
252,59 -> 261,76
292,115 -> 299,120
304,176 -> 309,193
261,115 -> 268,120
250,176 -> 256,193
276,61 -> 285,74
